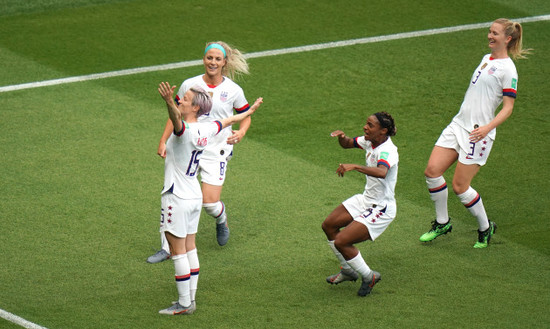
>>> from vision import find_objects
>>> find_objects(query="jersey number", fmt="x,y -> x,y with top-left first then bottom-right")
472,70 -> 481,85
186,150 -> 203,177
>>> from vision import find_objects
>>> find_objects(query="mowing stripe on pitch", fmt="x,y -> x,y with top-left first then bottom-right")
0,309 -> 48,329
0,14 -> 548,93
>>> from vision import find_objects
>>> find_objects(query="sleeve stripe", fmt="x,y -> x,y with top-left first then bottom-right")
174,121 -> 186,136
378,159 -> 390,168
353,137 -> 363,149
235,104 -> 250,113
503,88 -> 517,98
214,120 -> 222,133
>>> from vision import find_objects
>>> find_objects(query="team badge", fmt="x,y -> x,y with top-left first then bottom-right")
488,66 -> 497,75
220,91 -> 228,102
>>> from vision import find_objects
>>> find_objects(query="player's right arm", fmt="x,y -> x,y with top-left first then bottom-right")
158,82 -> 184,136
330,131 -> 355,149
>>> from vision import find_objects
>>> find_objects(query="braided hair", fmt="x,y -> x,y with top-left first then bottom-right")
374,112 -> 397,136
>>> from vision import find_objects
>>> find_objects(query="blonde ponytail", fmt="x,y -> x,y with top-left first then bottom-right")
494,18 -> 532,60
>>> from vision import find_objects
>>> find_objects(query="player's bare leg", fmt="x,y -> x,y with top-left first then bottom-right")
322,205 -> 358,284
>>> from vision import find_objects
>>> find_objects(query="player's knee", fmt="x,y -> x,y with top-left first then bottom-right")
424,165 -> 440,178
452,180 -> 469,195
203,201 -> 224,218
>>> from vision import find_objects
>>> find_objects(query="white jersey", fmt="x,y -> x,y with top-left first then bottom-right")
162,121 -> 222,199
452,54 -> 518,140
353,136 -> 399,217
176,75 -> 249,158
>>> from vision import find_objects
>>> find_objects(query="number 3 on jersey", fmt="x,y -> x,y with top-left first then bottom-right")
186,150 -> 203,177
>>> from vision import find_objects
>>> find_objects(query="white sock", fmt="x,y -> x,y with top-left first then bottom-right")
328,241 -> 352,271
426,176 -> 449,224
161,233 -> 170,253
187,249 -> 200,302
203,201 -> 227,224
346,252 -> 372,279
457,187 -> 489,231
172,254 -> 191,307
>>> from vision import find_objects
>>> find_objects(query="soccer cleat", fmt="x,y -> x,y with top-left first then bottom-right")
216,221 -> 230,246
172,300 -> 196,313
358,271 -> 381,297
159,302 -> 194,315
419,220 -> 453,242
326,268 -> 359,285
473,221 -> 497,249
146,249 -> 170,264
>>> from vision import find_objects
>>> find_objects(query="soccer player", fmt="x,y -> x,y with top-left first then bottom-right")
419,18 -> 530,248
322,112 -> 398,297
156,81 -> 262,315
148,41 -> 253,263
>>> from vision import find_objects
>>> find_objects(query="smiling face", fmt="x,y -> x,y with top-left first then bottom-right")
203,48 -> 226,78
488,22 -> 511,54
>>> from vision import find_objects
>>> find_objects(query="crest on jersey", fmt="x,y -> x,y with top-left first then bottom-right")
488,66 -> 497,75
220,91 -> 228,102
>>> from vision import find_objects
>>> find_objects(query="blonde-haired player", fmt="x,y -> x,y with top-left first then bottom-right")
420,18 -> 530,248
148,41 -> 253,264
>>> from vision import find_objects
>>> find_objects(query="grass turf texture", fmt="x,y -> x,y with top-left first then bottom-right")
1,0 -> 549,328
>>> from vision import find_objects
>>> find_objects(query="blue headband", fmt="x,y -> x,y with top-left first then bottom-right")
204,43 -> 226,57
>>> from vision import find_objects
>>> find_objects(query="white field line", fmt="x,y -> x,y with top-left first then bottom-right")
0,309 -> 48,329
1,14 -> 548,94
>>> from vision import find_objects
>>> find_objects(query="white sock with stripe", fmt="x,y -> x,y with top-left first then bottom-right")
172,253 -> 191,307
457,186 -> 489,231
426,176 -> 449,224
187,248 -> 200,302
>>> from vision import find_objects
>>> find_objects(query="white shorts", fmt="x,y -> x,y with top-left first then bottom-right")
159,192 -> 201,238
435,121 -> 494,166
342,194 -> 395,241
199,144 -> 233,186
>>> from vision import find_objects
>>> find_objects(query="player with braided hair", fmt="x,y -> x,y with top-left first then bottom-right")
322,112 -> 398,297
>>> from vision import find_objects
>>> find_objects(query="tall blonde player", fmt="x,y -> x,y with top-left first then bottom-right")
148,41 -> 252,264
420,18 -> 530,248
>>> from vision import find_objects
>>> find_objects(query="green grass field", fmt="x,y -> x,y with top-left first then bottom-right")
1,0 -> 549,328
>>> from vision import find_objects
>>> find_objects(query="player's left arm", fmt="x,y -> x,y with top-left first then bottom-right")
336,164 -> 389,178
470,96 -> 515,142
221,98 -> 263,131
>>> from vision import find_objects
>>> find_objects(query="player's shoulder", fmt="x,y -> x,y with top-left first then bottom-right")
220,76 -> 244,90
379,137 -> 398,152
182,75 -> 205,87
